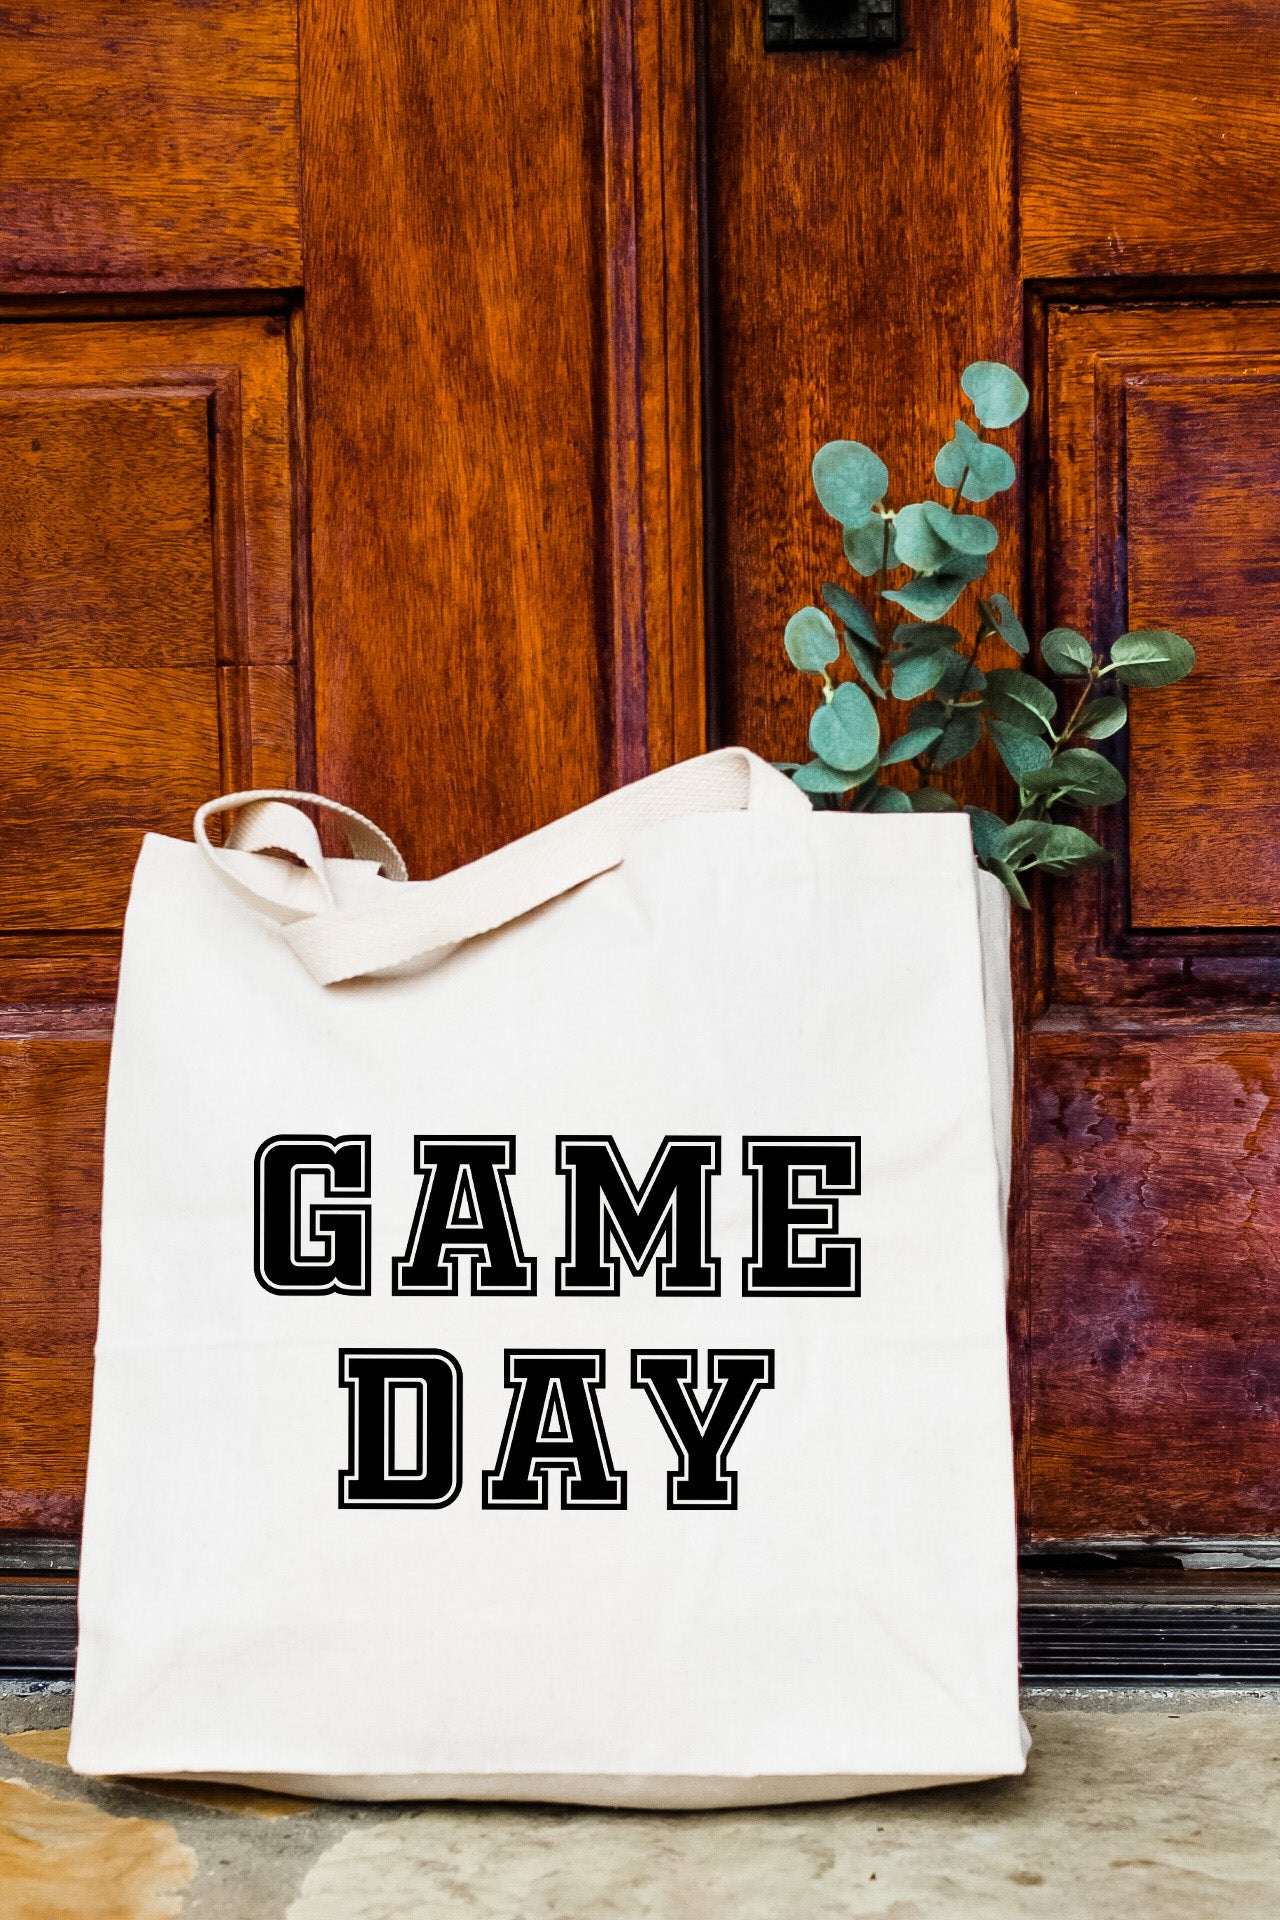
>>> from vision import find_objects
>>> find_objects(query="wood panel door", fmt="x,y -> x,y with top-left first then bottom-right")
0,0 -> 704,1554
2,0 -> 1278,1579
705,0 -> 1280,1554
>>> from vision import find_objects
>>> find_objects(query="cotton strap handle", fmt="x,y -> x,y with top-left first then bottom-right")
194,748 -> 810,987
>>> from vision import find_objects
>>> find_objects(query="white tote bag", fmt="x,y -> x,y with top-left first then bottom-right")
70,747 -> 1025,1808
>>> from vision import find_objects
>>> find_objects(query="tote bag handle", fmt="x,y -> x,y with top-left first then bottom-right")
194,747 -> 810,986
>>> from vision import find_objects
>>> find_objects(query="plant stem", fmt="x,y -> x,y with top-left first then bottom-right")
1056,662 -> 1102,743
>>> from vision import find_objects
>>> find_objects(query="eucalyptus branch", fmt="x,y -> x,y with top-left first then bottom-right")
777,360 -> 1194,880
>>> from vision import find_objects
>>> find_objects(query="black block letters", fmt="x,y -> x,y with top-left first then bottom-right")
255,1135 -> 372,1295
556,1136 -> 720,1295
393,1137 -> 536,1295
482,1351 -> 626,1509
339,1349 -> 462,1507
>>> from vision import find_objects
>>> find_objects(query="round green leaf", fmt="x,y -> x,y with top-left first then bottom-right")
843,517 -> 897,576
893,502 -> 954,574
988,717 -> 1053,780
792,758 -> 862,794
985,592 -> 1028,655
985,666 -> 1057,729
1108,629 -> 1196,688
891,647 -> 950,701
809,680 -> 881,771
981,856 -> 1031,910
1040,627 -> 1094,677
845,632 -> 887,699
868,784 -> 912,813
811,441 -> 889,529
935,419 -> 1017,502
961,361 -> 1029,430
821,581 -> 878,647
1070,697 -> 1127,741
936,652 -> 986,699
931,705 -> 984,768
1032,824 -> 1110,873
892,622 -> 961,653
784,606 -> 839,675
1020,747 -> 1126,805
965,806 -> 1010,862
884,552 -> 988,621
920,500 -> 999,557
880,722 -> 945,765
908,786 -> 959,812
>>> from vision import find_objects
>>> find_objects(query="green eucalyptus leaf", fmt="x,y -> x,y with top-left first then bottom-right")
893,502 -> 955,574
843,516 -> 897,576
965,806 -> 1010,862
934,419 -> 1016,502
846,632 -> 887,698
931,704 -> 984,768
909,786 -> 959,812
891,622 -> 961,653
891,648 -> 950,701
1108,629 -> 1196,687
1070,696 -> 1128,741
880,723 -> 945,764
910,700 -> 949,733
884,552 -> 987,620
772,761 -> 803,773
792,758 -> 862,794
961,361 -> 1030,429
1041,627 -> 1094,677
920,500 -> 1000,557
1021,746 -> 1126,805
936,651 -> 986,699
1029,824 -> 1111,873
981,856 -> 1031,910
1000,820 -> 1056,866
784,606 -> 840,675
821,581 -> 878,646
985,667 -> 1057,729
811,441 -> 889,529
809,680 -> 881,771
982,592 -> 1028,655
984,690 -> 1045,734
988,717 -> 1054,779
868,783 -> 912,814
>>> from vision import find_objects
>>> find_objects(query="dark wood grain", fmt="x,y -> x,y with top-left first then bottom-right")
1044,301 -> 1280,1000
705,0 -> 1020,810
0,317 -> 297,952
299,0 -> 705,877
1027,1019 -> 1280,1538
0,1037 -> 108,1536
1021,0 -> 1280,281
0,319 -> 301,1530
0,0 -> 301,293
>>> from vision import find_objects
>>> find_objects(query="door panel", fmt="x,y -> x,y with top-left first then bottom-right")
0,0 -> 301,292
1027,1020 -> 1280,1539
0,1034 -> 107,1534
297,0 -> 704,878
0,316 -> 299,1534
1020,0 -> 1280,279
1021,303 -> 1280,1537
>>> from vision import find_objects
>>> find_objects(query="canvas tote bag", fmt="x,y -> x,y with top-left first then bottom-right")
69,747 -> 1025,1808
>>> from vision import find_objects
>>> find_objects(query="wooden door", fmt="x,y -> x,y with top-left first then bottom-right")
705,0 -> 1280,1558
2,0 -> 1278,1637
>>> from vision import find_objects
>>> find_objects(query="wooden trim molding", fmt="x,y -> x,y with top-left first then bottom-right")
603,0 -> 707,782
